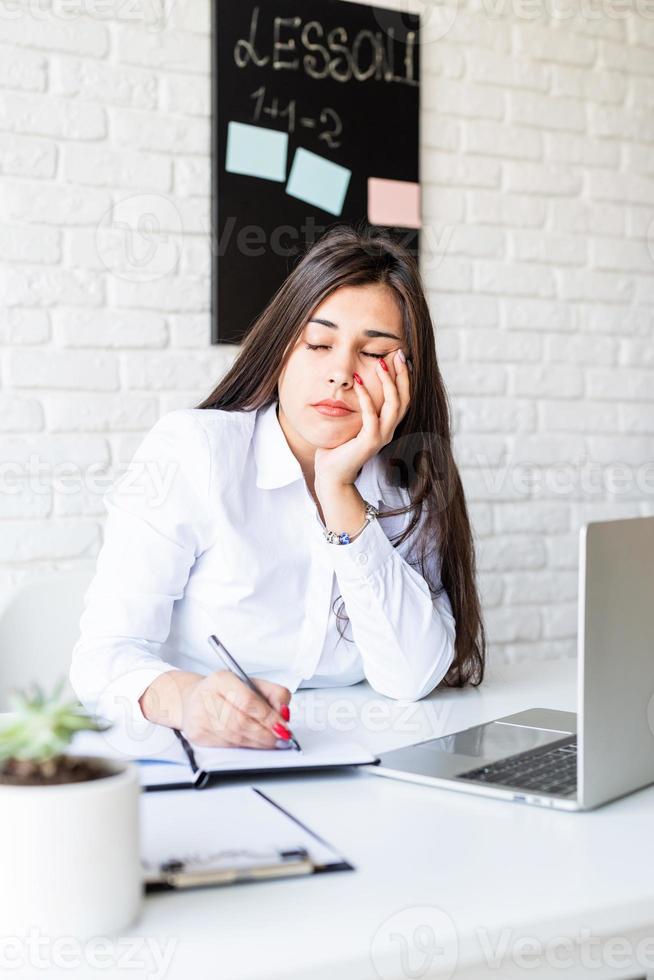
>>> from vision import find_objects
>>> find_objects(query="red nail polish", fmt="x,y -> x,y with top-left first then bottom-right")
280,705 -> 290,721
273,722 -> 291,740
353,372 -> 363,385
380,359 -> 388,372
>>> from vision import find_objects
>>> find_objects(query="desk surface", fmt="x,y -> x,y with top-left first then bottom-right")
9,657 -> 654,980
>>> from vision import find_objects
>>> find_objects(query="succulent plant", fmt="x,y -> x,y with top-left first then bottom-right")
0,678 -> 111,781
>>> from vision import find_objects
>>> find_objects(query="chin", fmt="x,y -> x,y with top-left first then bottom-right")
305,416 -> 355,447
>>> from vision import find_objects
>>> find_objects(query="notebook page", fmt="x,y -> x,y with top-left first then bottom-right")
67,727 -> 197,789
191,724 -> 376,773
134,760 -> 198,789
68,725 -> 191,768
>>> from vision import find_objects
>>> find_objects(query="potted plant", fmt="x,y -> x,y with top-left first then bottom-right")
0,679 -> 143,940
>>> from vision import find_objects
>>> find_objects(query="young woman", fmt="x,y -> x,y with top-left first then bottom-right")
70,225 -> 486,750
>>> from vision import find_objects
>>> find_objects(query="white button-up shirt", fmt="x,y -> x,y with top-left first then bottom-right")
70,400 -> 456,725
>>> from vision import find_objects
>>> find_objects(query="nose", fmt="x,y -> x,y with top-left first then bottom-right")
327,347 -> 357,386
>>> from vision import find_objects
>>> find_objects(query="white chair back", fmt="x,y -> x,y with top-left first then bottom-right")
0,570 -> 94,711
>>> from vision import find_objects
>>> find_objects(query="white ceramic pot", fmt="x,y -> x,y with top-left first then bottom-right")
0,756 -> 142,942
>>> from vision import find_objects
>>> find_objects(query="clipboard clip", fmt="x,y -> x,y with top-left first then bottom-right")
144,848 -> 315,890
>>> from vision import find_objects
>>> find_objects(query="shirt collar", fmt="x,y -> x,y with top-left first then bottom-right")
253,399 -> 390,507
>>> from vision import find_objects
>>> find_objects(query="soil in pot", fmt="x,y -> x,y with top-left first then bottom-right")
0,755 -> 115,786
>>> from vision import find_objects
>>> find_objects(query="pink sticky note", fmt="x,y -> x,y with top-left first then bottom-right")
368,178 -> 421,229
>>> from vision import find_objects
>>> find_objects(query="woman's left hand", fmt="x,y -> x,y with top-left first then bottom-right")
314,349 -> 411,489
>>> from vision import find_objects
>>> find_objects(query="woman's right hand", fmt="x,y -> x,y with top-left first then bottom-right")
139,669 -> 293,748
178,670 -> 293,749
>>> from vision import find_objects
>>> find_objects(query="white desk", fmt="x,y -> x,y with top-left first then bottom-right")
8,658 -> 654,980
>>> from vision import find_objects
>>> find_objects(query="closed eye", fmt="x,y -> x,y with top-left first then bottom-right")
304,344 -> 387,359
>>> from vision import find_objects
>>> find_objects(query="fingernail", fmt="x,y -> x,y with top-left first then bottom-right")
397,349 -> 406,364
280,705 -> 290,721
353,372 -> 363,385
273,722 -> 291,740
380,359 -> 388,372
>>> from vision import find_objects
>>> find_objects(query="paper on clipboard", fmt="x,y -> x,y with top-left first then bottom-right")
140,784 -> 353,890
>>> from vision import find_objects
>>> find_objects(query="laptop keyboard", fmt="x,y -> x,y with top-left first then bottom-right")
456,735 -> 577,796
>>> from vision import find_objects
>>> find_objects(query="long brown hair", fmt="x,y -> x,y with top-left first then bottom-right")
197,224 -> 485,689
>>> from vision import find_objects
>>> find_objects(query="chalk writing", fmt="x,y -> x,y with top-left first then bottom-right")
250,86 -> 343,147
234,6 -> 417,87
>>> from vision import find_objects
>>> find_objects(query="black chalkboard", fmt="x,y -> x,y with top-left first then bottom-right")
211,0 -> 421,345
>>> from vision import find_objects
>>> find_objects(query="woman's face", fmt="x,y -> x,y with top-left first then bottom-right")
277,283 -> 408,456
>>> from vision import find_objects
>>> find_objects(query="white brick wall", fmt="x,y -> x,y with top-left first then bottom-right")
1,0 -> 653,670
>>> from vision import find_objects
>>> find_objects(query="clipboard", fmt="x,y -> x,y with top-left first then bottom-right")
140,785 -> 354,892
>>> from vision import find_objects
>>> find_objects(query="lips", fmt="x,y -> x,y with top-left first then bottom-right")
312,400 -> 353,411
312,401 -> 354,418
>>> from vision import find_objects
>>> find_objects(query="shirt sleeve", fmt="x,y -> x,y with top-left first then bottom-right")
320,509 -> 456,701
69,410 -> 214,729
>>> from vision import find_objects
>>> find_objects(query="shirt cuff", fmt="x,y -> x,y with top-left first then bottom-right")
319,513 -> 396,583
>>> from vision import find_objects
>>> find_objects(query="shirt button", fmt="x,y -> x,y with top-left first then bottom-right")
356,552 -> 368,566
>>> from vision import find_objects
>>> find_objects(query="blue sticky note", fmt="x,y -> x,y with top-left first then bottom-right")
286,148 -> 351,216
225,121 -> 288,182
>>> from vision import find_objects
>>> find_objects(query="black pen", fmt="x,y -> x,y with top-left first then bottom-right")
207,634 -> 301,752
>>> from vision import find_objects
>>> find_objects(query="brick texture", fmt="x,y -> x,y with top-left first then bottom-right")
0,1 -> 653,669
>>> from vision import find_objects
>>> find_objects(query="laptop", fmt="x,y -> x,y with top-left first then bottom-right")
366,515 -> 654,811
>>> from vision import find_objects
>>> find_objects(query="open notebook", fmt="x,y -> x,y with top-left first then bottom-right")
69,721 -> 379,790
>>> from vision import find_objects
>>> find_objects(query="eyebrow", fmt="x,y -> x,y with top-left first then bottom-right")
308,317 -> 402,342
